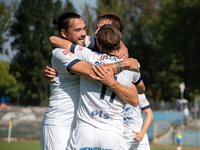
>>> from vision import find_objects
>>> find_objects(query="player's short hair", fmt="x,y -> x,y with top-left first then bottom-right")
96,24 -> 122,51
53,12 -> 82,35
97,13 -> 125,33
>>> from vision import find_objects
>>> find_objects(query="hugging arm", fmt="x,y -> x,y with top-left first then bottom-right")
90,65 -> 139,107
133,107 -> 153,142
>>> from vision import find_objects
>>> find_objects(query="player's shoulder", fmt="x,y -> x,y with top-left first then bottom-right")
52,48 -> 76,60
138,94 -> 150,108
85,35 -> 96,49
52,48 -> 66,54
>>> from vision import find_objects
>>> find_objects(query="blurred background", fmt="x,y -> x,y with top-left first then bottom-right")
0,0 -> 200,147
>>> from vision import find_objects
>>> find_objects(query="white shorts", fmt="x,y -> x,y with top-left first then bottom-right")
67,126 -> 129,150
40,124 -> 75,150
129,143 -> 151,150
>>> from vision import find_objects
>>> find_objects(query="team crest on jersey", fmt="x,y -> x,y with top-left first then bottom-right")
143,98 -> 147,102
78,46 -> 84,51
87,36 -> 91,41
62,50 -> 74,58
123,107 -> 133,121
62,50 -> 70,55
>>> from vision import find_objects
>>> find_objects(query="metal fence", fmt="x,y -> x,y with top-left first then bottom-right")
0,101 -> 200,142
0,106 -> 46,141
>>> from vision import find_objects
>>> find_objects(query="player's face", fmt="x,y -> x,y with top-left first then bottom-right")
95,19 -> 112,36
66,18 -> 86,46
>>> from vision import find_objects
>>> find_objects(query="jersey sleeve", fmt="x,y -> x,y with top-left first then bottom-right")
132,61 -> 143,85
84,35 -> 95,49
138,94 -> 151,111
52,48 -> 81,74
70,44 -> 95,64
84,35 -> 99,52
132,72 -> 142,85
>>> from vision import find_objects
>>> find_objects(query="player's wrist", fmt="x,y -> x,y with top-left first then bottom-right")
121,59 -> 131,70
108,79 -> 119,90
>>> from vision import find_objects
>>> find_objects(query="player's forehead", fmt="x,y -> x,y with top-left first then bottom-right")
69,18 -> 85,29
96,19 -> 112,27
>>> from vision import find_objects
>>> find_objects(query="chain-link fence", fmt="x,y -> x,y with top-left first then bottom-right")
0,106 -> 46,141
0,99 -> 200,142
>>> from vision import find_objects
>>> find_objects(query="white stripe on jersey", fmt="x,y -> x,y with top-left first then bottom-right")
124,93 -> 150,145
42,48 -> 81,126
71,45 -> 142,136
84,35 -> 96,49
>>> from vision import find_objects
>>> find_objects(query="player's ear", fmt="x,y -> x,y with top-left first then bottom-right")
61,29 -> 68,39
117,44 -> 120,50
97,40 -> 100,48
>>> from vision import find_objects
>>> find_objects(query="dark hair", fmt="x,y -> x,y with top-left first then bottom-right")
97,13 -> 125,33
53,12 -> 82,35
96,24 -> 121,51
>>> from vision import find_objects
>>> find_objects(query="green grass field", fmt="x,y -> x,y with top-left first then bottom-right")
0,141 -> 199,150
0,141 -> 40,150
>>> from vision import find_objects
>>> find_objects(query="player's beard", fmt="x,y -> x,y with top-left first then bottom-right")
77,37 -> 85,46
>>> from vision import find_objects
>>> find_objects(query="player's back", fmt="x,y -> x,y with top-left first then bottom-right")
73,46 -> 138,135
123,94 -> 150,144
42,48 -> 80,127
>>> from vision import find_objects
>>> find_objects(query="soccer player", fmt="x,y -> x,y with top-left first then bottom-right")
44,13 -> 129,82
40,12 -> 88,150
40,12 -> 141,150
48,13 -> 145,94
63,24 -> 140,149
123,94 -> 153,150
90,66 -> 153,150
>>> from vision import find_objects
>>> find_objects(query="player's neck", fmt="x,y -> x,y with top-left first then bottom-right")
101,49 -> 117,56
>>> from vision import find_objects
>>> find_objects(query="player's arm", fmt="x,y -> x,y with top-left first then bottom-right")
42,63 -> 58,82
90,65 -> 139,107
116,41 -> 129,59
135,80 -> 145,94
50,36 -> 129,59
133,107 -> 153,142
49,36 -> 140,73
42,58 -> 140,82
50,36 -> 72,50
44,37 -> 139,80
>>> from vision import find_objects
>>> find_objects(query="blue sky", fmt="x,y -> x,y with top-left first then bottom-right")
0,0 -> 97,62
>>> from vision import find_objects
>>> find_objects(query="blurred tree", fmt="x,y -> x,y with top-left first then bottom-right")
9,0 -> 77,106
122,0 -> 163,102
82,4 -> 96,37
95,0 -> 200,102
0,61 -> 18,98
95,0 -> 161,102
0,1 -> 16,55
147,0 -> 200,101
96,0 -> 125,17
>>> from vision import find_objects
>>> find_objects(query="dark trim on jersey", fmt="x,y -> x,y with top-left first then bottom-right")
70,43 -> 76,53
70,42 -> 119,58
110,92 -> 116,103
91,37 -> 99,52
98,52 -> 118,57
100,84 -> 107,99
141,105 -> 151,111
134,76 -> 142,85
67,59 -> 81,74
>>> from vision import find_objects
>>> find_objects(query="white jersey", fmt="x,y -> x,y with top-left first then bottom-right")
42,48 -> 81,126
123,93 -> 151,145
70,45 -> 142,136
84,35 -> 96,49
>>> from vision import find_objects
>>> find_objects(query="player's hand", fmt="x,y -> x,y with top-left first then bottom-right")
42,63 -> 58,82
124,58 -> 140,72
116,41 -> 129,59
90,65 -> 116,86
132,130 -> 144,142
